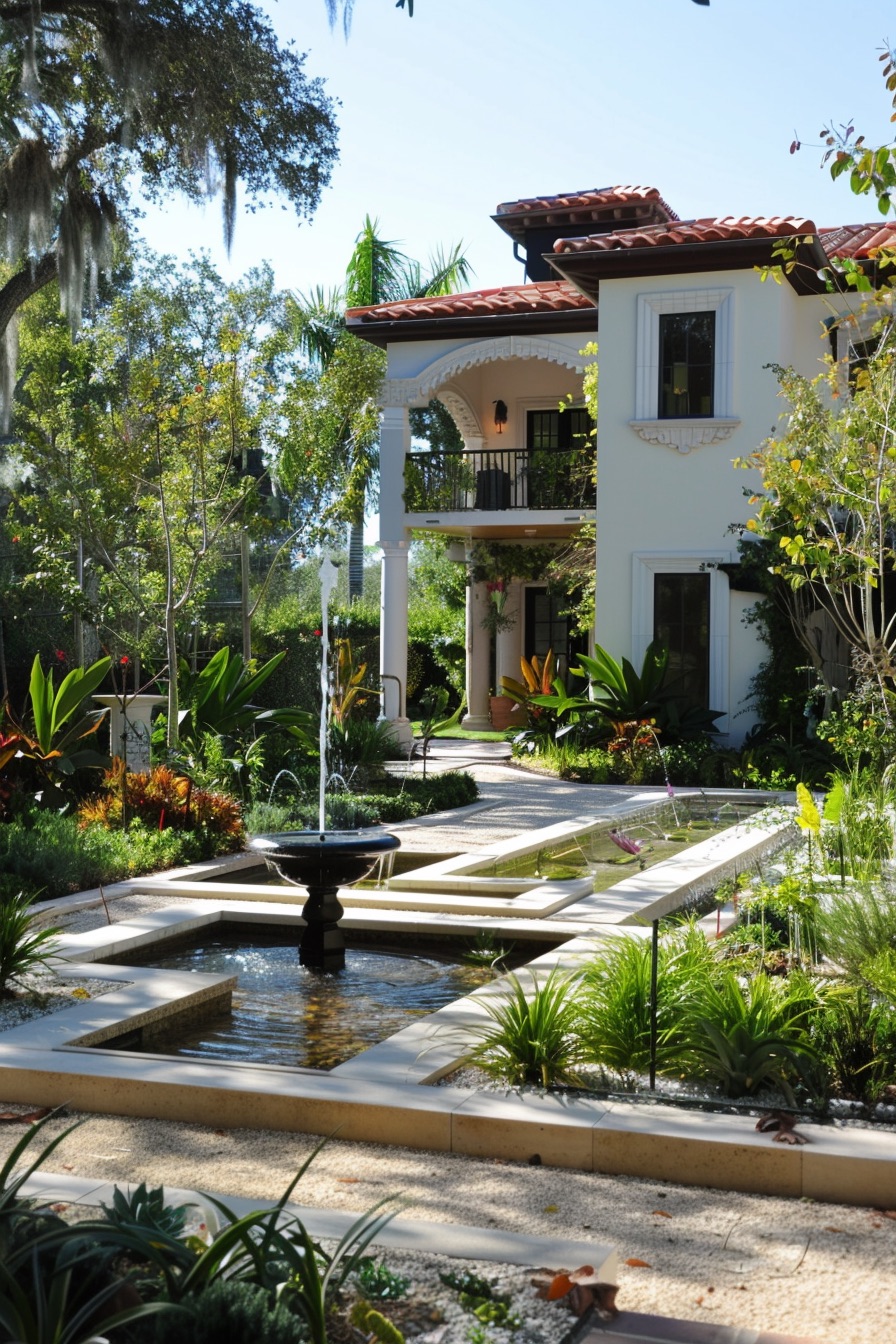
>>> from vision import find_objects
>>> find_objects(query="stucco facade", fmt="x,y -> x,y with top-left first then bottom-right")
346,187 -> 896,746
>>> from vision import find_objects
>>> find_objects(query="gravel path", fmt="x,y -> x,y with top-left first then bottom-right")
0,1111 -> 892,1344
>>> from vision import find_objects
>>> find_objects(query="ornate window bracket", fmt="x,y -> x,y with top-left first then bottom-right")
629,418 -> 740,453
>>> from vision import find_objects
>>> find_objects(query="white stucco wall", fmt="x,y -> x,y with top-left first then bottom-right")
594,267 -> 835,742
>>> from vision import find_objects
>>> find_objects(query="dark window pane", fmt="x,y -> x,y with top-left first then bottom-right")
658,312 -> 715,418
529,411 -> 559,450
653,573 -> 710,711
527,407 -> 595,450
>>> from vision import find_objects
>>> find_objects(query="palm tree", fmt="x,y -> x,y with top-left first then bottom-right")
287,217 -> 471,599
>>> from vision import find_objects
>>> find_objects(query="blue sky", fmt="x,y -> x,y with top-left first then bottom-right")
137,0 -> 896,297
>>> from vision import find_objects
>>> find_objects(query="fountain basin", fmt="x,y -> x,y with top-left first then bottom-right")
250,830 -> 401,970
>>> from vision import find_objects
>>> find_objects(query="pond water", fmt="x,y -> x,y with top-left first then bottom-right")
489,797 -> 766,893
117,932 -> 495,1070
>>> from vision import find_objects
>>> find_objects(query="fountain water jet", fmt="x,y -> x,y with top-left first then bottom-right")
251,554 -> 399,971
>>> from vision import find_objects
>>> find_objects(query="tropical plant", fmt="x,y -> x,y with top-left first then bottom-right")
684,970 -> 824,1104
1,655 -> 111,805
416,687 -> 466,778
78,763 -> 244,846
821,767 -> 896,880
575,641 -> 670,723
578,923 -> 716,1083
812,985 -> 896,1103
0,1238 -> 179,1344
329,639 -> 378,726
0,891 -> 61,999
460,969 -> 586,1088
177,648 -> 312,749
0,1109 -> 83,1225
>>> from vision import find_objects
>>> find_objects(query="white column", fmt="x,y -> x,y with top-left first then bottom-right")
463,546 -> 492,730
494,580 -> 522,690
378,406 -> 413,747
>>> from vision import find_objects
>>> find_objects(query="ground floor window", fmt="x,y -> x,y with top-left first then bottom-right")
653,572 -> 710,711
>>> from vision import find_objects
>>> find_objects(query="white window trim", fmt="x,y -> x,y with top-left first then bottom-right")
632,551 -> 733,733
630,288 -> 739,452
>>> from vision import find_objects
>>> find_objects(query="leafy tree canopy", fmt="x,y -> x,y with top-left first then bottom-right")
0,0 -> 338,390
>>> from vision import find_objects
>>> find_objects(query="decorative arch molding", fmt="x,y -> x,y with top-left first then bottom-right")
382,335 -> 588,406
434,386 -> 483,440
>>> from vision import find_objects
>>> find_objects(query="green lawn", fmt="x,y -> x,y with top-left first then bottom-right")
409,722 -> 513,741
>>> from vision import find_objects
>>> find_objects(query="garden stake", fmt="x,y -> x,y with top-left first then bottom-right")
649,918 -> 659,1091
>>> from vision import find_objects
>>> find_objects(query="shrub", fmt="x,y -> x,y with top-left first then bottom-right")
0,891 -> 61,998
78,764 -> 244,848
461,969 -> 586,1088
683,970 -> 824,1104
0,810 -> 226,900
578,924 -> 715,1083
816,881 -> 896,977
812,985 -> 896,1104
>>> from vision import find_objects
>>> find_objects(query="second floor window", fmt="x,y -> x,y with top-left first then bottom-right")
527,407 -> 593,450
658,311 -> 715,418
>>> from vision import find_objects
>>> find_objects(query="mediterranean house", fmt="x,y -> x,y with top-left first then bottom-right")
345,186 -> 896,745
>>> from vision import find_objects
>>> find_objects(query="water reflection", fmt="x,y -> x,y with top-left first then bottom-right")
135,938 -> 485,1070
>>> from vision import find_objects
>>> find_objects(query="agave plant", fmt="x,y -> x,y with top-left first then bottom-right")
683,970 -> 824,1104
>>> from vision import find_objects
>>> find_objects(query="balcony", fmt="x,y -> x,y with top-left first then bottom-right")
403,447 -> 596,514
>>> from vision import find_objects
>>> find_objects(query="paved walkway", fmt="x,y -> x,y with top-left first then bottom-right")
389,751 -> 658,852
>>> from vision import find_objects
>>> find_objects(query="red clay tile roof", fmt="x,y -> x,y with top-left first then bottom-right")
553,216 -> 815,254
819,221 -> 896,258
346,279 -> 595,325
496,185 -> 679,221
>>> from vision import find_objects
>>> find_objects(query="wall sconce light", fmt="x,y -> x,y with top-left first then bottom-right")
493,399 -> 508,434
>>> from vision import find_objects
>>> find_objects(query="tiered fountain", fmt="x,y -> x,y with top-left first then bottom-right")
251,555 -> 400,971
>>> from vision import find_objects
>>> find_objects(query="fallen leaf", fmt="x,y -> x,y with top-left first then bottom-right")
624,1258 -> 651,1268
62,1164 -> 74,1171
651,1209 -> 672,1218
0,1107 -> 51,1125
543,1204 -> 559,1214
824,1226 -> 845,1233
336,1178 -> 360,1184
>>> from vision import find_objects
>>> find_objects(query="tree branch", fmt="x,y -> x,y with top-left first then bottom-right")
0,252 -> 57,340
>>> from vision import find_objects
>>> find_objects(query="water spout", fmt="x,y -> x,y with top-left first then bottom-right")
267,769 -> 305,808
318,553 -> 339,834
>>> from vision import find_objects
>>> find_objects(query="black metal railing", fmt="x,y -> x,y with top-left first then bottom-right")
403,447 -> 596,513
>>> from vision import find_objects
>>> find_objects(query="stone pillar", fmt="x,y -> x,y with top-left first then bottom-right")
378,406 -> 413,748
93,694 -> 166,772
463,545 -> 492,731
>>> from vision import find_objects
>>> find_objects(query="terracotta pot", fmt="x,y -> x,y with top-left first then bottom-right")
489,695 -> 522,731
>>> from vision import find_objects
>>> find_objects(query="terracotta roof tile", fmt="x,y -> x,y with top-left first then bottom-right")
818,221 -> 896,259
553,216 -> 815,254
346,280 -> 595,325
496,185 -> 679,221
